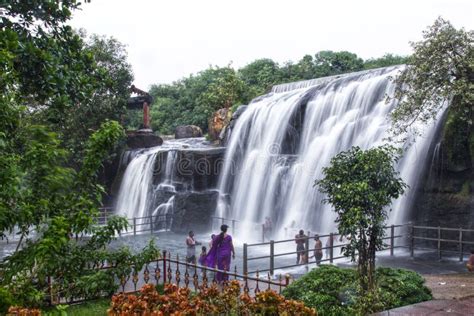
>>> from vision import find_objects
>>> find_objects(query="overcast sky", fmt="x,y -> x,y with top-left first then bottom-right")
70,0 -> 473,89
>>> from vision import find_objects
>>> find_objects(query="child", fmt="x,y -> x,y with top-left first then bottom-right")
467,249 -> 474,272
198,246 -> 207,266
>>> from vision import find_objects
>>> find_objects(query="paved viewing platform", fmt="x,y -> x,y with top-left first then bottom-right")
365,253 -> 474,315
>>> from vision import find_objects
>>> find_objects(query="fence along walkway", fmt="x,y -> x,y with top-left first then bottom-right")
242,223 -> 474,275
50,250 -> 290,305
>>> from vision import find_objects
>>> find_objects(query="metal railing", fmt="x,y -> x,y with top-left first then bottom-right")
97,214 -> 174,236
409,224 -> 474,261
49,250 -> 290,305
243,224 -> 406,275
242,223 -> 474,275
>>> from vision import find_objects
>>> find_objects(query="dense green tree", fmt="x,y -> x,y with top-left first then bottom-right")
238,58 -> 282,100
390,17 -> 473,137
61,33 -> 134,165
313,50 -> 365,77
149,66 -> 245,134
363,54 -> 408,70
0,1 -> 159,307
316,146 -> 406,299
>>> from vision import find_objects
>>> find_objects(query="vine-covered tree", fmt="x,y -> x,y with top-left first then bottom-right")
316,146 -> 406,297
390,17 -> 473,137
0,1 -> 159,307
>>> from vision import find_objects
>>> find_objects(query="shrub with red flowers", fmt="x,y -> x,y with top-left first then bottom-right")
108,281 -> 316,315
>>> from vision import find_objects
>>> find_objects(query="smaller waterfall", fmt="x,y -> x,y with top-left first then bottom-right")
115,148 -> 161,220
115,137 -> 220,232
152,196 -> 175,231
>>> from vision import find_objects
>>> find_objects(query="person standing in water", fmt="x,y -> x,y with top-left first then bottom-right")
186,231 -> 201,264
313,234 -> 323,265
210,224 -> 235,282
295,230 -> 307,265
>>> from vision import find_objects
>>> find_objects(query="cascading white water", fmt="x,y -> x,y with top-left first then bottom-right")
115,148 -> 161,220
216,66 -> 444,240
115,138 -> 216,225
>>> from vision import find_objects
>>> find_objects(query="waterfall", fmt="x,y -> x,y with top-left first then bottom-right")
216,66 -> 445,240
115,147 -> 161,220
115,138 -> 217,230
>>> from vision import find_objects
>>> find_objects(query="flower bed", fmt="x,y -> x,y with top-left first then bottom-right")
108,281 -> 316,315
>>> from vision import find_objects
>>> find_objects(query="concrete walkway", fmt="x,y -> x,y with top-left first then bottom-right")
367,252 -> 474,315
374,297 -> 474,315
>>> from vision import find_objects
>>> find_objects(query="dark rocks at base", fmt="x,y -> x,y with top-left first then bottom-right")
175,125 -> 203,139
126,130 -> 163,149
149,147 -> 225,233
169,191 -> 219,233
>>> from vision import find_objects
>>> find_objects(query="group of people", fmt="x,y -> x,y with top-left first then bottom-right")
295,230 -> 342,265
185,224 -> 235,282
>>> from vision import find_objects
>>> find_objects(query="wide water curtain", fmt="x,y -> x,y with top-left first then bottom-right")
216,66 -> 443,240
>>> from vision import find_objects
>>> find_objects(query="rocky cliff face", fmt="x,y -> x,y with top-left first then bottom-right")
411,108 -> 473,229
208,108 -> 231,143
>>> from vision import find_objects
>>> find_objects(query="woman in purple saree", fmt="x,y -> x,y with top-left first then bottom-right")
206,224 -> 235,282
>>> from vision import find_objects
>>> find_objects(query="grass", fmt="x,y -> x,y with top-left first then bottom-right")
42,298 -> 109,316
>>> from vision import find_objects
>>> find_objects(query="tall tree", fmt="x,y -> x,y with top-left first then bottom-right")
390,17 -> 473,137
316,146 -> 406,298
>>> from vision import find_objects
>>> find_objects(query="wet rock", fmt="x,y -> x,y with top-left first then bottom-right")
126,130 -> 163,149
221,105 -> 247,145
208,108 -> 231,142
170,191 -> 219,233
175,125 -> 203,139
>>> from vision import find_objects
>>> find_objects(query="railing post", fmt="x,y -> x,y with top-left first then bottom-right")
232,220 -> 235,236
410,223 -> 414,258
150,215 -> 153,234
438,226 -> 441,260
270,240 -> 274,276
390,224 -> 395,256
222,217 -> 225,226
163,250 -> 167,285
329,233 -> 334,263
306,231 -> 310,266
243,243 -> 248,275
133,217 -> 137,236
262,224 -> 265,242
459,228 -> 463,262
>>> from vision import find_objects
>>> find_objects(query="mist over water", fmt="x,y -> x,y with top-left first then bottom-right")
216,66 -> 444,241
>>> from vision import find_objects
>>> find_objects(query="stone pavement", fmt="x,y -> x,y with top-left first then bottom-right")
373,297 -> 474,315
337,251 -> 470,275
368,252 -> 474,315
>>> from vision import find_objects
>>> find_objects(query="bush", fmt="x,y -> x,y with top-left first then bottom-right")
108,281 -> 316,315
282,265 -> 431,315
0,287 -> 15,314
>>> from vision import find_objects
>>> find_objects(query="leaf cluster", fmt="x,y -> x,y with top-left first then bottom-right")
282,265 -> 431,316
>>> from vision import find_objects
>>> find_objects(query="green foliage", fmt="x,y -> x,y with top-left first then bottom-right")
443,105 -> 473,171
148,51 -> 408,135
363,54 -> 409,70
0,1 -> 155,311
282,265 -> 431,316
42,298 -> 110,316
313,51 -> 364,77
316,146 -> 407,295
149,66 -> 246,134
0,287 -> 16,314
391,17 -> 473,138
